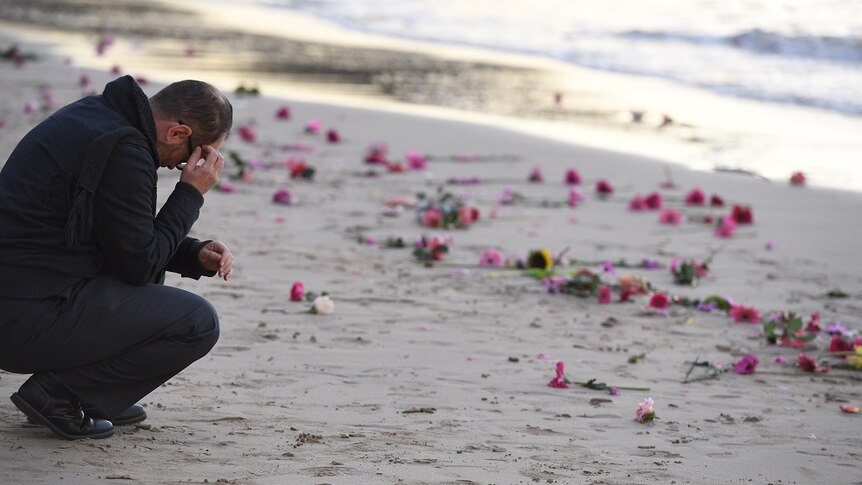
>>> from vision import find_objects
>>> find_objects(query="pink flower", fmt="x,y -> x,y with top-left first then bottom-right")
568,187 -> 585,208
634,397 -> 655,423
421,207 -> 443,228
714,216 -> 737,238
798,353 -> 829,373
598,286 -> 612,304
710,194 -> 725,207
805,312 -> 821,333
684,188 -> 705,206
528,167 -> 544,183
478,248 -> 504,267
729,305 -> 760,324
731,205 -> 754,224
364,142 -> 388,164
790,171 -> 806,186
773,356 -> 787,364
326,129 -> 340,143
733,354 -> 759,375
290,282 -> 304,301
564,169 -> 581,185
275,106 -> 291,120
238,125 -> 256,143
658,208 -> 682,225
628,195 -> 646,211
217,179 -> 236,193
23,100 -> 38,115
829,335 -> 855,353
649,293 -> 670,309
609,387 -> 620,396
595,180 -> 614,196
547,360 -> 569,388
305,120 -> 320,134
406,150 -> 427,171
644,192 -> 662,210
272,188 -> 295,205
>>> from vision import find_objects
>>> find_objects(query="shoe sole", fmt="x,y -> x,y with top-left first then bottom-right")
26,414 -> 146,426
10,393 -> 114,440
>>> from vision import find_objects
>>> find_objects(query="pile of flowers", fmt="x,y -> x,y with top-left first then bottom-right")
670,257 -> 710,286
416,191 -> 480,229
413,234 -> 452,263
287,157 -> 315,180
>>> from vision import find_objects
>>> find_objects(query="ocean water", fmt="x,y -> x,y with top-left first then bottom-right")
251,0 -> 862,118
204,0 -> 862,193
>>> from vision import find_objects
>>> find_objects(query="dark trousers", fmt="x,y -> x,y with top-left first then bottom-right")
0,276 -> 219,418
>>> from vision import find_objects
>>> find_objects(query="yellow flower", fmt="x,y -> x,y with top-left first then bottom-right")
848,346 -> 862,370
527,249 -> 554,270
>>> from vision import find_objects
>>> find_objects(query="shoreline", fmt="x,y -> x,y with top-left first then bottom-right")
1,0 -> 861,193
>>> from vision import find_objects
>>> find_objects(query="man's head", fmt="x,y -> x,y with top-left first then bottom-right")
149,80 -> 233,169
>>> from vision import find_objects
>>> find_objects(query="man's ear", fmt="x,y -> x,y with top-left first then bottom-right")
168,122 -> 192,144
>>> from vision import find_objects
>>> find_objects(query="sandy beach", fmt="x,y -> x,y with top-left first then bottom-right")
2,2 -> 862,484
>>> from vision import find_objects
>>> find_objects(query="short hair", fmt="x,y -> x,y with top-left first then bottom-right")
149,80 -> 233,145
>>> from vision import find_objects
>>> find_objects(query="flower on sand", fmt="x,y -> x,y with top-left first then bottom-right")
684,188 -> 705,206
413,234 -> 451,262
478,248 -> 504,267
619,275 -> 650,301
710,194 -> 725,207
275,106 -> 291,120
598,286 -> 612,304
790,171 -> 806,186
364,142 -> 388,164
644,192 -> 662,210
595,179 -> 614,196
568,187 -> 583,208
326,129 -> 340,143
635,397 -> 655,423
527,249 -> 554,270
564,169 -> 581,185
406,150 -> 427,171
714,216 -> 737,238
729,305 -> 760,324
629,195 -> 646,211
420,207 -> 443,228
304,120 -> 321,134
547,360 -> 569,388
648,293 -> 670,309
272,188 -> 296,205
310,295 -> 334,315
658,208 -> 683,225
798,353 -> 829,373
216,179 -> 236,193
840,404 -> 861,414
528,167 -> 544,183
237,125 -> 256,143
849,347 -> 862,370
733,354 -> 759,375
731,205 -> 754,224
290,282 -> 304,302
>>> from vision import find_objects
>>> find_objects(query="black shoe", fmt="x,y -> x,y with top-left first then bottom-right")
84,404 -> 147,426
10,373 -> 114,440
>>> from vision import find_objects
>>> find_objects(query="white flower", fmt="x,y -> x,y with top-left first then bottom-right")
312,295 -> 334,315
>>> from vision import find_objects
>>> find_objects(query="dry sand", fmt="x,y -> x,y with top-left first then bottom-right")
2,17 -> 862,485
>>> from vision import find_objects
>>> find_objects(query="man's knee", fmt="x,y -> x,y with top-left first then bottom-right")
186,296 -> 220,356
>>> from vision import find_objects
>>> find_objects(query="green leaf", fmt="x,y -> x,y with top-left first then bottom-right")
703,296 -> 731,312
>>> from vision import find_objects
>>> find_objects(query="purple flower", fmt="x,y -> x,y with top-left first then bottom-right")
697,301 -> 718,312
733,354 -> 759,375
826,322 -> 847,335
641,259 -> 660,269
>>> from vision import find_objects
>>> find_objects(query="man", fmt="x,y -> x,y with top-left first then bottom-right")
0,75 -> 234,440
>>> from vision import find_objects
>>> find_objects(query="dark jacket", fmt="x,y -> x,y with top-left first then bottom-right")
0,76 -> 213,298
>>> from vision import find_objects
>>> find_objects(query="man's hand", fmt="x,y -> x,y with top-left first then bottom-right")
198,240 -> 233,281
181,145 -> 224,194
